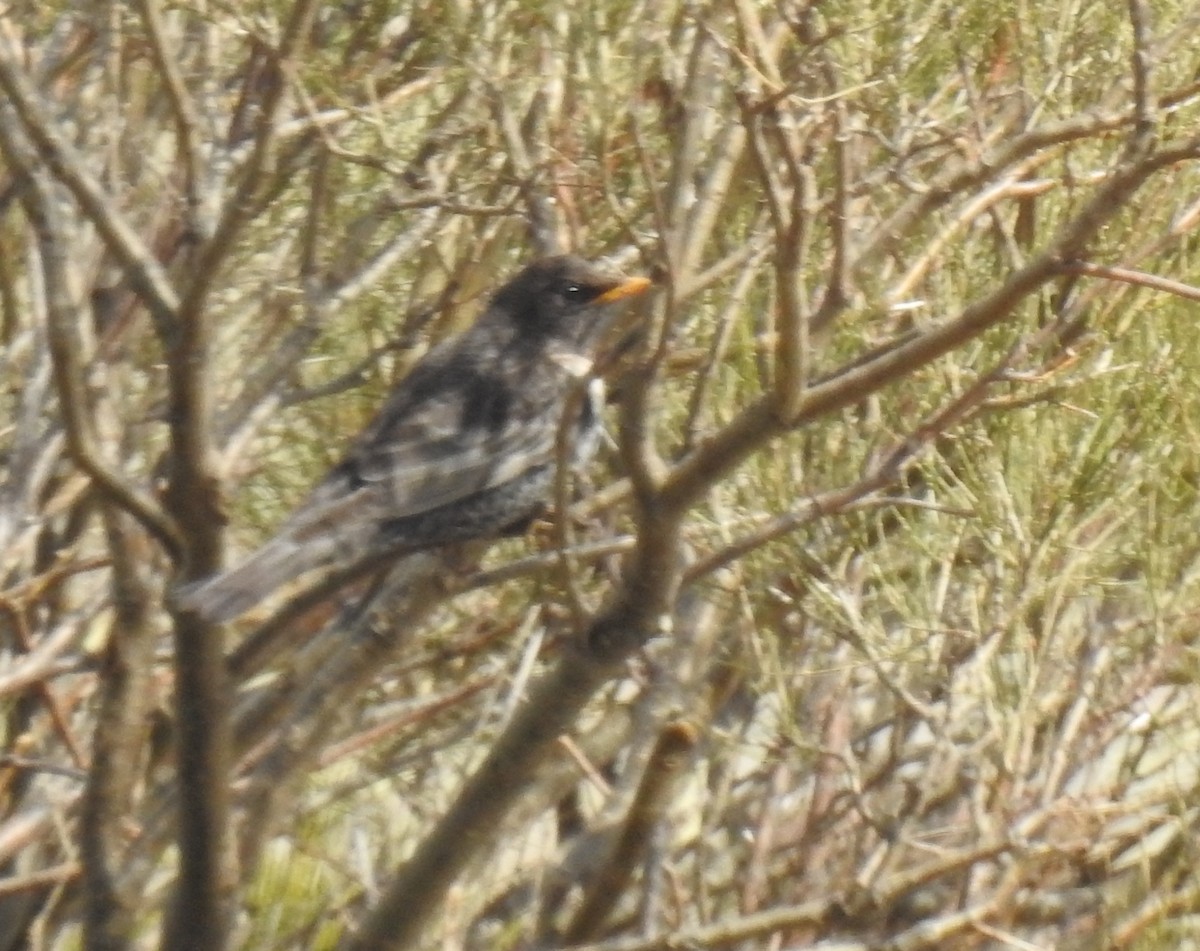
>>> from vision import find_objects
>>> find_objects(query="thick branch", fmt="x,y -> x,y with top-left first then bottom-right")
160,7 -> 319,950
343,506 -> 687,950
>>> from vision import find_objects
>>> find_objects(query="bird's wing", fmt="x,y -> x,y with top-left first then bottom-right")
281,357 -> 564,537
345,393 -> 556,515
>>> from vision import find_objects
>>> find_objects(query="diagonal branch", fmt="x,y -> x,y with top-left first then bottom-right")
662,138 -> 1200,515
0,32 -> 181,342
342,502 -> 688,950
0,105 -> 183,558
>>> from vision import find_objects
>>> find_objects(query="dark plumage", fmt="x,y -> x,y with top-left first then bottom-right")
176,255 -> 650,623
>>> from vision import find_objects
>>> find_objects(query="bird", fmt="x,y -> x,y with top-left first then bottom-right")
175,255 -> 651,623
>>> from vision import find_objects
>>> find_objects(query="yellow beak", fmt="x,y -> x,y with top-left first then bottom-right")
595,276 -> 652,305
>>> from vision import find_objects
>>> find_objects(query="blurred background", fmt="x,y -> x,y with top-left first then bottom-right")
1,2 -> 1200,949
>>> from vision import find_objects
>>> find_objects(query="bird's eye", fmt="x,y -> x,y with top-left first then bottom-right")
563,283 -> 584,298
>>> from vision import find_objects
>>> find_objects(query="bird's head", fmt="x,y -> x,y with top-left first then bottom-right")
490,255 -> 651,352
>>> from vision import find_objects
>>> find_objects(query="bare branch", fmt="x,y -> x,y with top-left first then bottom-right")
0,32 -> 181,340
132,0 -> 205,230
560,722 -> 698,943
0,109 -> 183,557
161,6 -> 321,948
1059,260 -> 1200,302
1127,0 -> 1155,151
663,138 -> 1200,514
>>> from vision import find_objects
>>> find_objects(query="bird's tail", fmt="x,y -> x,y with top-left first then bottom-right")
173,533 -> 330,624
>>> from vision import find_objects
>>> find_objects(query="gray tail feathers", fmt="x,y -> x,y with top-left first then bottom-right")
173,534 -> 334,624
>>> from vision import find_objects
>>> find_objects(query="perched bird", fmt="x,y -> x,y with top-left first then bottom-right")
176,255 -> 651,623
